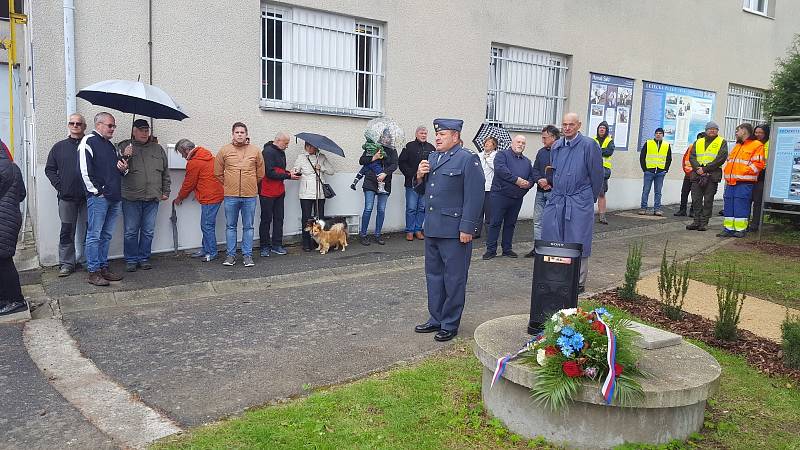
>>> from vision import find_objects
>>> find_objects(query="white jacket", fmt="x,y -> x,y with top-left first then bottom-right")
291,152 -> 335,200
479,150 -> 496,192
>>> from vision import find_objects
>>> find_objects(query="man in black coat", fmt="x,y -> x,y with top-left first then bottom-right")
258,132 -> 299,257
0,140 -> 28,316
398,126 -> 434,241
45,113 -> 87,277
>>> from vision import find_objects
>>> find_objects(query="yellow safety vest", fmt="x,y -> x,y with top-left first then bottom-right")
645,140 -> 669,169
763,141 -> 769,159
593,136 -> 613,169
695,136 -> 723,165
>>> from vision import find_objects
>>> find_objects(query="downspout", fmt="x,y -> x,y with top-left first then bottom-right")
63,0 -> 76,115
148,0 -> 153,131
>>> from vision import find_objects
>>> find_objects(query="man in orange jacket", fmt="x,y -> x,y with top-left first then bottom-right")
718,123 -> 765,238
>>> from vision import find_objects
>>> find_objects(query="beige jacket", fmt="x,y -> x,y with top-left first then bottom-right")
291,152 -> 334,200
214,143 -> 265,198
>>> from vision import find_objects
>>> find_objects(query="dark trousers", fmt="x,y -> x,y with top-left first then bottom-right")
485,193 -> 524,254
690,179 -> 719,226
475,191 -> 491,237
425,237 -> 472,332
259,194 -> 285,248
0,256 -> 24,305
750,175 -> 765,230
300,198 -> 325,250
678,176 -> 692,212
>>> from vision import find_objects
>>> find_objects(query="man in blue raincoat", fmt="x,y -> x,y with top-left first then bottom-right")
540,113 -> 604,293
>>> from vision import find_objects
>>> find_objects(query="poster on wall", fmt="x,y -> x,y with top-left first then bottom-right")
766,121 -> 800,204
637,81 -> 716,152
587,73 -> 634,149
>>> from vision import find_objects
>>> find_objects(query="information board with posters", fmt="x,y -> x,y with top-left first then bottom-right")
765,118 -> 800,205
587,73 -> 634,150
637,81 -> 716,153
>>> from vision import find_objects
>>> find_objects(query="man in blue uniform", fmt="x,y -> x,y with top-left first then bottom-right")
413,118 -> 485,342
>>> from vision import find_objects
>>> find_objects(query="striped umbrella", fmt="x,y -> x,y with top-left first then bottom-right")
472,123 -> 512,152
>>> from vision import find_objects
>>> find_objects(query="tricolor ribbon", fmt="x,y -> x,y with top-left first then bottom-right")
490,336 -> 539,388
595,310 -> 617,405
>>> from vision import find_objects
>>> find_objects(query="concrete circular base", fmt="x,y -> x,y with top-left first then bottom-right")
474,315 -> 721,449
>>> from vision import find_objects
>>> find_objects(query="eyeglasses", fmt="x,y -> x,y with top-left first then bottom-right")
68,122 -> 85,126
101,123 -> 117,129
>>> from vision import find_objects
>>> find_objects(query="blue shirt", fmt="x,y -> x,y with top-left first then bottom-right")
490,148 -> 535,199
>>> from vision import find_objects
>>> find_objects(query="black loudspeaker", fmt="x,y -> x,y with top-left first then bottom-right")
527,240 -> 583,334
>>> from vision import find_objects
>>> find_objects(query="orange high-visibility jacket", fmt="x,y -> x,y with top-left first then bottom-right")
723,139 -> 765,185
682,145 -> 693,175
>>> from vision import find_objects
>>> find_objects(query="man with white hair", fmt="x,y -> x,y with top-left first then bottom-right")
259,132 -> 299,256
398,125 -> 434,241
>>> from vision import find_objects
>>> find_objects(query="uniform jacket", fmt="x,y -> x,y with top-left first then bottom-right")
414,145 -> 485,238
117,139 -> 171,201
214,143 -> 265,198
78,130 -> 124,201
0,145 -> 26,258
45,136 -> 86,202
398,139 -> 434,187
291,152 -> 335,200
175,147 -> 224,205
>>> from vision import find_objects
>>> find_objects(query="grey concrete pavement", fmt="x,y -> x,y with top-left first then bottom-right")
0,324 -> 116,450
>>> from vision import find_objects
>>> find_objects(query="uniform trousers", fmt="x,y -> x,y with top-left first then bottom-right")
424,237 -> 472,332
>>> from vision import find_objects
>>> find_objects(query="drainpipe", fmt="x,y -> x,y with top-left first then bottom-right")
63,0 -> 76,115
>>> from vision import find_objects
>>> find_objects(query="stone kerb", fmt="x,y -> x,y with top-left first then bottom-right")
473,315 -> 721,448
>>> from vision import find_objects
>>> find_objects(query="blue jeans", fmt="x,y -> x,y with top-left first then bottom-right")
641,171 -> 666,210
224,196 -> 257,257
85,195 -> 122,273
533,189 -> 551,241
201,202 -> 221,257
404,187 -> 425,233
360,190 -> 389,237
122,199 -> 159,264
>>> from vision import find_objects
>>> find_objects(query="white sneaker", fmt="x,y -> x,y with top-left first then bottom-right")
243,256 -> 255,267
223,255 -> 236,266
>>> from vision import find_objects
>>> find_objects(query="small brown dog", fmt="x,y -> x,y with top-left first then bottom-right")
305,222 -> 348,254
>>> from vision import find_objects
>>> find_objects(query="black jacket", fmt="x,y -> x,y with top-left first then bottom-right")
359,145 -> 399,194
398,139 -> 434,187
0,146 -> 26,258
45,136 -> 86,202
262,142 -> 291,180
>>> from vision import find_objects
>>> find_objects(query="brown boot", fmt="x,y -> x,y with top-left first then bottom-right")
87,271 -> 110,286
415,231 -> 425,240
100,267 -> 123,281
405,232 -> 414,241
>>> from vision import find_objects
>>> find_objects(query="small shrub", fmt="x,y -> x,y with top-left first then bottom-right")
619,241 -> 643,300
714,265 -> 747,341
782,311 -> 800,368
657,242 -> 690,320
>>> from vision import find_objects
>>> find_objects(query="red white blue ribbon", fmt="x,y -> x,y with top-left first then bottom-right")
595,313 -> 617,404
490,336 -> 538,388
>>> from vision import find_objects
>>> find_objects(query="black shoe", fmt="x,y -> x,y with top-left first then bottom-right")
350,184 -> 357,190
716,231 -> 733,237
373,235 -> 385,245
434,329 -> 458,342
502,251 -> 518,258
733,231 -> 746,238
414,322 -> 440,333
686,223 -> 699,230
688,211 -> 695,218
0,301 -> 28,316
718,210 -> 724,216
302,247 -> 312,252
360,236 -> 371,246
697,225 -> 708,231
673,210 -> 687,216
482,252 -> 496,260
524,250 -> 535,258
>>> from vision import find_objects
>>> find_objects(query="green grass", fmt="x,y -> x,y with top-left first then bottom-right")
689,246 -> 800,309
153,334 -> 800,450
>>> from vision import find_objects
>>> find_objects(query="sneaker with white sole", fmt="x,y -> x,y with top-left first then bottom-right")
223,255 -> 236,266
243,256 -> 255,267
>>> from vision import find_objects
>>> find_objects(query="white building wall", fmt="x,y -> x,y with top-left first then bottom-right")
29,0 -> 800,265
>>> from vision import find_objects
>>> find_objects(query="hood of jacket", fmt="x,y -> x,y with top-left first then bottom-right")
596,121 -> 610,140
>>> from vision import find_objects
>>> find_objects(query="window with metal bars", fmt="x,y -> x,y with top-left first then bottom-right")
724,84 -> 766,142
261,4 -> 384,117
485,45 -> 568,132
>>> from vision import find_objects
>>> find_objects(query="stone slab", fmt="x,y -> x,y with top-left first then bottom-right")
629,321 -> 683,349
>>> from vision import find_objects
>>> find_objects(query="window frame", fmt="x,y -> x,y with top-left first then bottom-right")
260,4 -> 385,118
742,0 -> 772,17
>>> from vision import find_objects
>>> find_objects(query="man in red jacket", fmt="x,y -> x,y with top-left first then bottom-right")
259,132 -> 300,257
173,138 -> 224,261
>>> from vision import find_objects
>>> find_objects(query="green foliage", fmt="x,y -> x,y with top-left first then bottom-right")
714,265 -> 747,341
782,311 -> 800,368
619,241 -> 643,300
764,34 -> 800,119
657,242 -> 690,320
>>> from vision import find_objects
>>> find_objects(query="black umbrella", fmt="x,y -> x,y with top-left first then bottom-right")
77,79 -> 189,120
295,133 -> 346,157
170,204 -> 179,255
472,123 -> 512,152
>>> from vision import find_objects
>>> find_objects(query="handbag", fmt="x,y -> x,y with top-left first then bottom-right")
308,155 -> 336,199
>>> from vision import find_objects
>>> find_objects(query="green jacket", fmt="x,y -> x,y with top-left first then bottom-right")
118,139 -> 171,201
